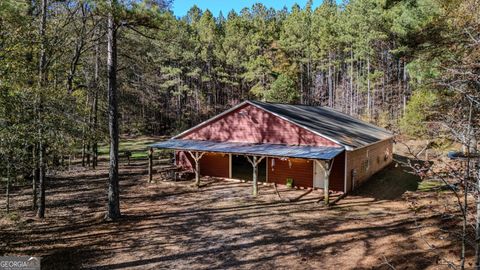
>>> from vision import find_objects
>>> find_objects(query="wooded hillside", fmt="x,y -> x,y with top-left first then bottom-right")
1,0 -> 480,268
1,0 -> 479,218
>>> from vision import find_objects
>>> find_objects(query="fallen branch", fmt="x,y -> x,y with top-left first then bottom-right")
289,188 -> 312,202
327,192 -> 347,207
273,183 -> 284,201
317,190 -> 326,203
380,255 -> 396,270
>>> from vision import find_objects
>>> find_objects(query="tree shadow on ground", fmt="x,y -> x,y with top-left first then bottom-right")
351,154 -> 425,200
1,156 -> 462,270
41,247 -> 98,270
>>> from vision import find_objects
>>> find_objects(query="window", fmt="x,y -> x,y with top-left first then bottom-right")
361,159 -> 369,172
365,150 -> 370,171
384,148 -> 391,161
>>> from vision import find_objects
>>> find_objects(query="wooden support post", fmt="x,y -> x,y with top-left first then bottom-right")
247,156 -> 265,196
316,159 -> 334,205
148,147 -> 154,183
324,163 -> 329,205
195,153 -> 200,186
252,156 -> 258,196
228,154 -> 232,178
187,151 -> 205,187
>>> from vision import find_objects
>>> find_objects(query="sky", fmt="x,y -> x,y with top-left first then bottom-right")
171,0 -> 320,17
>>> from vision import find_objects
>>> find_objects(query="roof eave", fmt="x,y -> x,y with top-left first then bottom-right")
152,139 -> 345,160
345,135 -> 395,152
321,106 -> 394,136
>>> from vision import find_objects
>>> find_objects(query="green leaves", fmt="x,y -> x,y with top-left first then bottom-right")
407,58 -> 441,85
1,0 -> 465,177
266,74 -> 299,103
0,87 -> 35,174
399,89 -> 438,137
388,0 -> 442,39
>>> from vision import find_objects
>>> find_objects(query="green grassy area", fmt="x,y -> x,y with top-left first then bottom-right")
417,180 -> 448,192
430,138 -> 459,153
353,162 -> 421,200
1,211 -> 21,222
98,137 -> 170,160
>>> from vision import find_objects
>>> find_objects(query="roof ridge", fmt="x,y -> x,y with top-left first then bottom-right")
247,100 -> 393,149
246,100 -> 347,149
319,106 -> 393,135
250,100 -> 390,134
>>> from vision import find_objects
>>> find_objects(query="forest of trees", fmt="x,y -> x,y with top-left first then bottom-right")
0,0 -> 478,218
1,0 -> 479,267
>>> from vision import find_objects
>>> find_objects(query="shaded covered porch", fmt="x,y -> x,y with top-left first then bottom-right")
151,139 -> 345,204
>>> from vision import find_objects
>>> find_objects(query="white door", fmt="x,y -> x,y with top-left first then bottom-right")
313,161 -> 325,188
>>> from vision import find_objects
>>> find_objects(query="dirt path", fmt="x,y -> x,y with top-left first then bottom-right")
0,160 -> 468,269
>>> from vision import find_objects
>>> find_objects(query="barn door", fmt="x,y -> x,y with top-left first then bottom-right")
313,161 -> 325,188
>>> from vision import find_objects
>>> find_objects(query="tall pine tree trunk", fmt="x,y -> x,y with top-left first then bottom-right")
367,57 -> 371,120
328,53 -> 333,107
92,92 -> 98,168
37,141 -> 46,218
36,0 -> 47,219
476,164 -> 480,268
106,0 -> 121,220
81,93 -> 90,167
92,28 -> 100,169
300,63 -> 304,104
6,163 -> 10,213
349,49 -> 354,115
32,145 -> 38,210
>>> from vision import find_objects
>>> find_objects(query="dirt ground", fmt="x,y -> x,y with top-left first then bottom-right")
0,155 -> 471,269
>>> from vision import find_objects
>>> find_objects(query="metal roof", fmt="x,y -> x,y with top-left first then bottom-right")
152,139 -> 344,160
248,101 -> 393,149
173,100 -> 393,150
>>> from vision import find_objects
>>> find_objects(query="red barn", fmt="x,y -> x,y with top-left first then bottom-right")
153,101 -> 393,200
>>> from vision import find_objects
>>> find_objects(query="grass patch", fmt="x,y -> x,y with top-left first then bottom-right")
352,162 -> 421,200
131,152 -> 148,159
97,137 -> 172,160
1,211 -> 20,222
98,140 -> 155,155
431,138 -> 458,153
418,180 -> 445,192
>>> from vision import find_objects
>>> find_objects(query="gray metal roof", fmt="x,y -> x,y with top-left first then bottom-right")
152,139 -> 344,160
248,101 -> 393,149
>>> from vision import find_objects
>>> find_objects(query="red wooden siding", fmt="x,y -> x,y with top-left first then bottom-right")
267,157 -> 313,187
266,155 -> 344,191
199,153 -> 229,178
176,151 -> 194,171
176,151 -> 229,178
177,150 -> 346,191
345,138 -> 393,191
178,103 -> 339,147
329,151 -> 345,192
